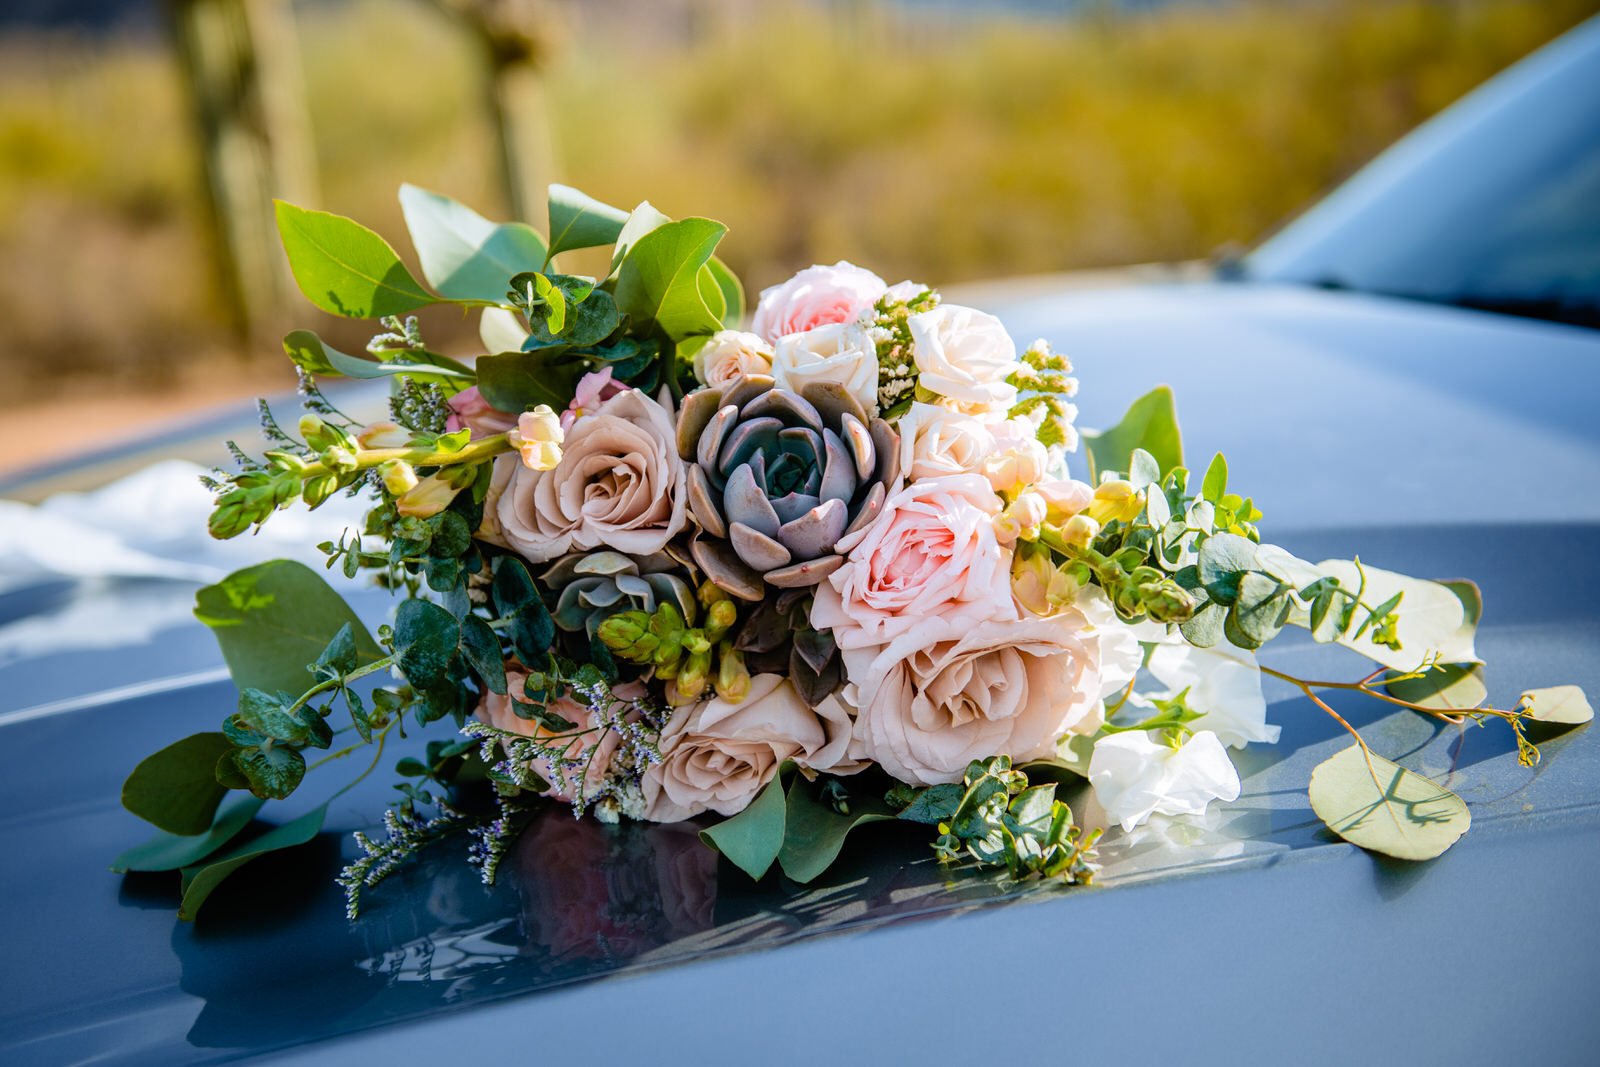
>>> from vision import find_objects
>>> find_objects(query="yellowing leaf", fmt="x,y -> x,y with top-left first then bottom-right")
1521,685 -> 1593,726
1308,745 -> 1470,862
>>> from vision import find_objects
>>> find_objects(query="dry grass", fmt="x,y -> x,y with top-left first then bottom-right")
0,0 -> 1594,408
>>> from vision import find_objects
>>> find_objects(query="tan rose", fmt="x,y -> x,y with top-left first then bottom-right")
641,674 -> 856,822
693,330 -> 774,389
496,388 -> 687,562
842,612 -> 1102,786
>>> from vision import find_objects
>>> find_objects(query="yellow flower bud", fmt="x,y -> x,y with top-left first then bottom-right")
1011,545 -> 1056,617
508,405 -> 564,471
379,459 -> 419,496
1087,479 -> 1142,525
1062,512 -> 1101,549
396,472 -> 464,518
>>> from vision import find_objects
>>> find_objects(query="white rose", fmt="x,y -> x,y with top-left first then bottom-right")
907,304 -> 1020,416
1088,729 -> 1241,832
692,330 -> 774,389
771,322 -> 880,415
894,403 -> 996,483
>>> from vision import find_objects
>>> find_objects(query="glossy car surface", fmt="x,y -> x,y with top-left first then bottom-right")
3,17 -> 1599,1067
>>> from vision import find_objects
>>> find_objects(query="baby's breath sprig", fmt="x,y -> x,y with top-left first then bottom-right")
869,288 -> 939,419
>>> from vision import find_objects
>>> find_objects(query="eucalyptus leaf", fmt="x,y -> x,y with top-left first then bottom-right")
394,598 -> 462,688
283,330 -> 471,381
460,614 -> 508,695
778,783 -> 896,883
178,804 -> 328,921
895,782 -> 965,825
613,217 -> 729,341
227,743 -> 307,800
699,773 -> 786,880
195,560 -> 383,696
1308,745 -> 1470,861
547,184 -> 630,259
1197,532 -> 1259,605
1314,560 -> 1480,672
1521,685 -> 1594,726
1081,386 -> 1183,483
122,732 -> 233,835
112,794 -> 266,874
1231,572 -> 1289,646
274,200 -> 434,318
399,183 -> 546,304
1385,663 -> 1488,713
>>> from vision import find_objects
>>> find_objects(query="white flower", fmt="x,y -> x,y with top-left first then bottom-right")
1141,639 -> 1279,748
508,405 -> 564,471
895,402 -> 996,483
771,322 -> 881,415
692,330 -> 774,389
907,303 -> 1020,416
885,279 -> 931,303
1088,729 -> 1241,832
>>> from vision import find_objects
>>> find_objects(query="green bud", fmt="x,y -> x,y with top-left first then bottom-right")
299,414 -> 334,450
321,446 -> 359,474
301,474 -> 339,507
597,611 -> 650,659
1139,579 -> 1196,624
677,647 -> 712,698
715,645 -> 750,702
704,599 -> 737,641
379,459 -> 419,496
207,493 -> 254,540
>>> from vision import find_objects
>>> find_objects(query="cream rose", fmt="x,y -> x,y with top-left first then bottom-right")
811,473 -> 1014,651
693,330 -> 774,389
894,403 -> 996,483
497,388 -> 686,562
641,674 -> 855,821
751,260 -> 887,343
907,303 -> 1021,415
770,321 -> 880,415
842,611 -> 1102,787
477,672 -> 644,802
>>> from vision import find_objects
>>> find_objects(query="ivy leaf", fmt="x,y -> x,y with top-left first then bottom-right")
283,330 -> 471,382
475,350 -> 582,414
1521,685 -> 1594,726
393,598 -> 462,688
195,560 -> 382,697
274,200 -> 434,318
122,732 -> 233,835
1308,745 -> 1470,861
399,183 -> 547,304
613,217 -> 729,341
178,804 -> 328,921
546,184 -> 630,259
1081,385 -> 1183,483
699,773 -> 787,880
227,744 -> 307,800
777,782 -> 896,884
111,794 -> 266,874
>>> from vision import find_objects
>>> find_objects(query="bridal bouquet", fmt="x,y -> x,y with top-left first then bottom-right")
115,185 -> 1589,920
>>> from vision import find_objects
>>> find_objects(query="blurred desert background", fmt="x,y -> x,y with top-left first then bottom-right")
2,0 -> 1595,474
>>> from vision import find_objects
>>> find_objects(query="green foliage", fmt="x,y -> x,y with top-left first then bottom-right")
1082,386 -> 1183,483
393,597 -> 462,688
698,772 -> 787,880
929,756 -> 1099,883
777,780 -> 896,884
274,200 -> 435,318
121,732 -> 233,835
546,183 -> 630,259
194,560 -> 382,696
1384,663 -> 1487,713
491,557 -> 556,666
1520,685 -> 1594,726
705,255 -> 746,327
111,793 -> 265,874
283,329 -> 471,382
613,217 -> 730,341
1308,745 -> 1470,862
474,350 -> 582,414
398,183 -> 546,304
1313,559 -> 1478,672
224,742 -> 307,800
178,804 -> 329,921
517,273 -> 620,348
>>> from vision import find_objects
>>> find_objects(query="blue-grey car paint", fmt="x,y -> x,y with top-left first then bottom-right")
4,18 -> 1600,1067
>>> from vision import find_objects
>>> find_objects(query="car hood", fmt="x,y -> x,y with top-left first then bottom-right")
3,280 -> 1600,1064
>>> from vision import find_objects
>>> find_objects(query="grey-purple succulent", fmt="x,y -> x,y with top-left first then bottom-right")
676,374 -> 899,599
542,550 -> 696,637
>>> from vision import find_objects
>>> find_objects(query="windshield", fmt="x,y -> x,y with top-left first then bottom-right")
1245,16 -> 1600,330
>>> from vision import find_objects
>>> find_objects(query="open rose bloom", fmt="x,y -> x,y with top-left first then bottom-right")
148,192 -> 1522,926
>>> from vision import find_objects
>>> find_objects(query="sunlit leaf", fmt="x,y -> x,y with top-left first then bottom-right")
1081,385 -> 1183,483
1308,745 -> 1470,861
1521,685 -> 1593,726
275,200 -> 434,318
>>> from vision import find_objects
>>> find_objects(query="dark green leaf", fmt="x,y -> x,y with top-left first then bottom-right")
122,732 -> 233,835
394,598 -> 461,688
112,793 -> 266,874
233,687 -> 329,747
228,744 -> 307,800
896,783 -> 964,825
314,623 -> 358,679
178,804 -> 328,920
475,350 -> 581,414
1081,386 -> 1183,483
699,773 -> 787,880
195,560 -> 382,696
546,184 -> 630,259
275,200 -> 434,318
777,782 -> 896,883
399,183 -> 546,304
460,614 -> 508,695
525,283 -> 620,348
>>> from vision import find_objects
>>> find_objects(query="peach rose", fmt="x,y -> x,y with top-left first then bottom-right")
842,611 -> 1103,786
751,261 -> 886,343
810,474 -> 1014,651
693,330 -> 774,389
907,304 -> 1020,416
496,388 -> 687,562
983,417 -> 1050,492
477,672 -> 645,802
641,674 -> 855,822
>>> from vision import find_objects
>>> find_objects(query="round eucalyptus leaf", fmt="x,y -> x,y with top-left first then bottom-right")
1308,745 -> 1470,862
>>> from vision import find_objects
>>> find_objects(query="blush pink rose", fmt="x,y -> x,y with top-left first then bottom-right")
841,611 -> 1104,786
476,670 -> 644,803
750,261 -> 887,343
810,473 -> 1015,651
446,386 -> 518,438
